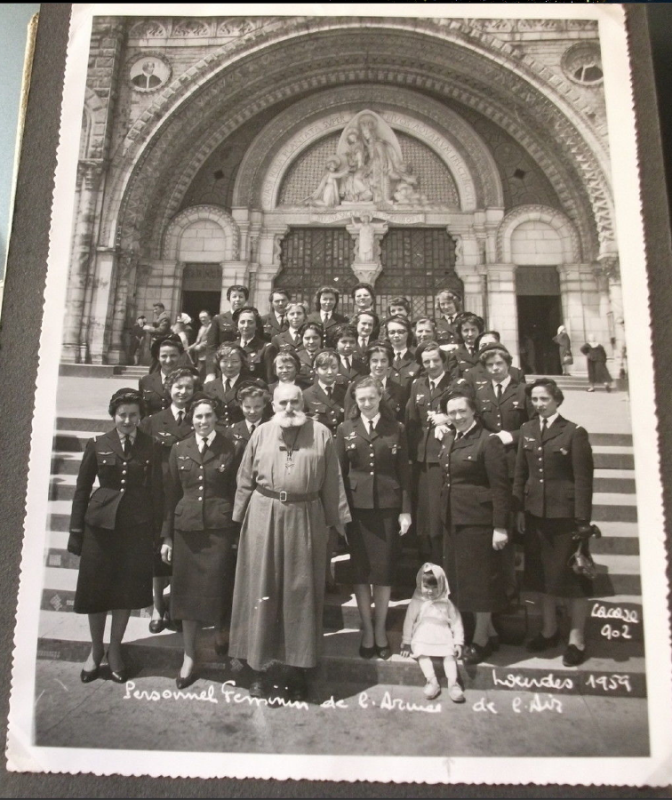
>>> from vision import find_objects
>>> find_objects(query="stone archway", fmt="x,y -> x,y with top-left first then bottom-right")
496,205 -> 581,264
162,205 -> 240,262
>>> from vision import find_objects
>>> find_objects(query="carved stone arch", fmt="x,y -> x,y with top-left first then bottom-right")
161,205 -> 240,261
496,205 -> 581,264
107,22 -> 611,262
231,86 -> 503,212
80,87 -> 106,161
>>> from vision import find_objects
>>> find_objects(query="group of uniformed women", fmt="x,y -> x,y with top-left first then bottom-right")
68,284 -> 596,690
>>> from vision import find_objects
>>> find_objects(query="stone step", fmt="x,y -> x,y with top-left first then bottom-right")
36,610 -> 647,697
594,469 -> 636,494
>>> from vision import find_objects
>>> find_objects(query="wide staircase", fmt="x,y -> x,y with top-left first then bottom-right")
40,375 -> 644,698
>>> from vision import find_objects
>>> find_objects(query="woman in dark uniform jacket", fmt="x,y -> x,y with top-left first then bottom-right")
233,306 -> 278,385
68,389 -> 162,684
205,284 -> 249,379
139,336 -> 184,416
139,368 -> 198,634
384,316 -> 419,390
296,321 -> 324,388
307,285 -> 348,332
161,393 -> 244,689
204,343 -> 248,429
405,341 -> 458,566
336,376 -> 412,659
453,313 -> 485,377
513,378 -> 595,667
303,349 -> 347,435
272,302 -> 307,353
434,288 -> 462,349
344,341 -> 408,422
439,391 -> 511,665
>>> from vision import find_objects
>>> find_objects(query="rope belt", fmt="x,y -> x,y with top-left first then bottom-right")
255,486 -> 320,504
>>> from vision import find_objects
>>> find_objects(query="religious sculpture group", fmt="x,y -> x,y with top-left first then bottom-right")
304,111 -> 427,209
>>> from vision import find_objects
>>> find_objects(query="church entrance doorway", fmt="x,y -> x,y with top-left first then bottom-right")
181,263 -> 223,338
516,266 -> 562,376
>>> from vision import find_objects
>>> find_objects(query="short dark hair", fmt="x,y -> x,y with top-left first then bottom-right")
314,349 -> 340,369
384,315 -> 414,343
365,340 -> 394,365
456,313 -> 485,338
165,368 -> 200,391
476,330 -> 501,350
351,283 -> 375,304
299,321 -> 324,341
353,310 -> 380,340
216,343 -> 248,369
232,306 -> 263,333
479,343 -> 512,367
151,334 -> 184,360
526,378 -> 564,405
153,302 -> 165,310
187,392 -> 222,421
108,388 -> 146,418
236,380 -> 271,405
269,288 -> 291,303
387,296 -> 410,314
415,340 -> 448,366
436,289 -> 462,308
314,285 -> 340,311
273,350 -> 300,371
414,317 -> 436,332
226,285 -> 249,301
330,323 -> 358,346
441,390 -> 478,414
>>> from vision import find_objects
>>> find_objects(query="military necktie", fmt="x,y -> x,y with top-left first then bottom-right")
123,435 -> 130,456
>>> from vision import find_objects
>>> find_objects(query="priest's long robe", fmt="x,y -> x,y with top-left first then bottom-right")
229,418 -> 350,670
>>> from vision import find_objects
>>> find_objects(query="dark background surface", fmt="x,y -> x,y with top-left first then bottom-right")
0,4 -> 670,796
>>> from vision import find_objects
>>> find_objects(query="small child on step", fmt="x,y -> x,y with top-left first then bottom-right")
401,563 -> 465,702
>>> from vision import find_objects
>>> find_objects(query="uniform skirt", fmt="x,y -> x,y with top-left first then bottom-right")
415,462 -> 444,540
524,514 -> 592,598
347,508 -> 400,585
443,524 -> 508,613
170,527 -> 238,624
74,523 -> 153,614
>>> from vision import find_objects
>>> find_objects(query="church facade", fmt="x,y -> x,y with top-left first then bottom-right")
64,15 -> 623,375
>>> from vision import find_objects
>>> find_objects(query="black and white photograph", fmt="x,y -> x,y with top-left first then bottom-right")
6,3 -> 672,785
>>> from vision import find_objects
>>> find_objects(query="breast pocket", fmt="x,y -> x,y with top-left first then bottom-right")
178,460 -> 193,473
96,453 -> 117,468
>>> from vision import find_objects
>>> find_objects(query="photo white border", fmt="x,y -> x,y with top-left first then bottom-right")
6,3 -> 672,785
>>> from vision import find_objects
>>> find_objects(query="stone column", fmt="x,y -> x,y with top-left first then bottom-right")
453,228 -> 488,322
255,224 -> 289,315
486,264 -> 519,366
88,247 -> 117,365
107,250 -> 137,365
598,255 -> 625,378
62,160 -> 105,362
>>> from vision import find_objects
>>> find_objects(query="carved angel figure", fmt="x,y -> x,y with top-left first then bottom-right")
303,157 -> 349,208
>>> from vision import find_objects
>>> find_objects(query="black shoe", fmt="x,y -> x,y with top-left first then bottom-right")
526,631 -> 560,652
249,678 -> 266,698
359,641 -> 376,660
149,617 -> 166,634
109,669 -> 128,684
375,643 -> 392,660
80,665 -> 100,683
462,641 -> 493,666
176,672 -> 198,690
562,644 -> 586,667
288,670 -> 308,703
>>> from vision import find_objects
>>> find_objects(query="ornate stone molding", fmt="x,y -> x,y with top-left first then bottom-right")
597,254 -> 620,282
162,204 -> 240,261
496,204 -> 581,263
105,22 -> 611,265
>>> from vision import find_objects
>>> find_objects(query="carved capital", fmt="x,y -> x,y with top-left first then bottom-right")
597,255 -> 620,282
77,159 -> 106,191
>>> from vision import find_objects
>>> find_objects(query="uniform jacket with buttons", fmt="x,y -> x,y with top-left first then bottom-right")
240,336 -> 278,385
203,376 -> 245,428
272,329 -> 303,353
336,416 -> 411,512
474,380 -> 533,478
389,349 -> 420,390
262,311 -> 289,342
162,432 -> 243,538
459,363 -> 526,394
296,348 -> 318,388
307,310 -> 348,335
438,423 -> 510,528
139,407 -> 194,481
303,382 -> 347,435
205,311 -> 237,374
70,429 -> 162,534
139,371 -> 171,416
454,344 -> 480,377
344,378 -> 408,423
336,353 -> 367,386
513,416 -> 594,521
435,317 -> 460,347
405,373 -> 454,463
225,419 -> 265,448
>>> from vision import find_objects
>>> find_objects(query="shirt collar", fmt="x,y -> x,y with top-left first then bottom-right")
429,372 -> 445,388
222,374 -> 239,388
117,429 -> 136,444
318,380 -> 334,394
493,375 -> 511,392
363,413 -> 381,429
199,430 -> 217,446
541,412 -> 560,429
393,349 -> 407,359
455,420 -> 477,439
246,420 -> 259,432
171,404 -> 186,420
